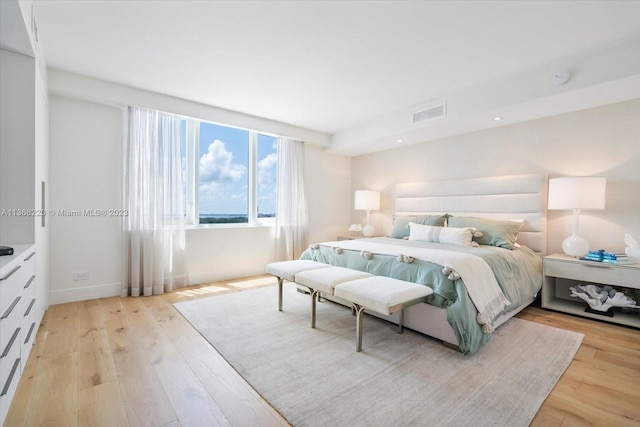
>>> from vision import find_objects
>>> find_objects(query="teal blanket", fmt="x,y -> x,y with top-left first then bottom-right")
299,237 -> 542,354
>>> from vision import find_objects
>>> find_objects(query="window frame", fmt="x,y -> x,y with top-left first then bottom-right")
181,116 -> 277,228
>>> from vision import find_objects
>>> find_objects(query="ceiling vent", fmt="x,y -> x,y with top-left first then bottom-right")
413,102 -> 446,125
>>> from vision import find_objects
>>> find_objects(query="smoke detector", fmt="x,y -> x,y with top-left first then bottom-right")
552,70 -> 571,87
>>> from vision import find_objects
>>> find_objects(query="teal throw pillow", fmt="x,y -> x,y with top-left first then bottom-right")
447,216 -> 521,249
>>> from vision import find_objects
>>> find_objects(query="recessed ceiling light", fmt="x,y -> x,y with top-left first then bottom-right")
397,139 -> 403,143
494,117 -> 502,121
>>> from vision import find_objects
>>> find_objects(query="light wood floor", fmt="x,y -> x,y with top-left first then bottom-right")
5,276 -> 640,427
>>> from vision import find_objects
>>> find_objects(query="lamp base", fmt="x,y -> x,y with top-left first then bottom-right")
562,235 -> 589,257
362,224 -> 375,238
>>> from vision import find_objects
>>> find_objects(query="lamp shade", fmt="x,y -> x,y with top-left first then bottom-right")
354,190 -> 380,211
548,176 -> 606,257
548,177 -> 606,210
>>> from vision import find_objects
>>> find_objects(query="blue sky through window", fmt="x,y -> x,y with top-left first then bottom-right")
199,122 -> 249,216
257,134 -> 277,217
180,118 -> 277,222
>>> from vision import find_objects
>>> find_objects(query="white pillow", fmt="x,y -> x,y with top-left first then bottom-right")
407,222 -> 481,247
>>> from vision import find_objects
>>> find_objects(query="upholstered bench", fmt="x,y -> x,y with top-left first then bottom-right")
334,276 -> 433,352
267,261 -> 434,352
266,260 -> 330,311
294,266 -> 372,328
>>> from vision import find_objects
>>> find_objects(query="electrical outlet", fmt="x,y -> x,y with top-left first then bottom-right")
73,271 -> 89,281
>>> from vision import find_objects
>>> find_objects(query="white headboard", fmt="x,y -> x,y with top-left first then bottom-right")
395,173 -> 547,255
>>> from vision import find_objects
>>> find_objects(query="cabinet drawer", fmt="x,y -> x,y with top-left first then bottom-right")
21,251 -> 35,276
0,300 -> 21,354
22,322 -> 36,349
22,298 -> 35,320
22,274 -> 36,298
1,356 -> 20,425
21,322 -> 36,373
0,295 -> 22,323
21,298 -> 36,371
0,327 -> 21,390
544,260 -> 640,289
0,266 -> 23,315
0,357 -> 20,400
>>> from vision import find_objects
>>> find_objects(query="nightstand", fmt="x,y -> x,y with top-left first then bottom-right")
542,254 -> 640,328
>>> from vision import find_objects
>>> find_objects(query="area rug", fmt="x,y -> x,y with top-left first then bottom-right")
174,284 -> 583,427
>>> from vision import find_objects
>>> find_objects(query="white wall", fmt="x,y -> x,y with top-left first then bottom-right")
49,69 -> 330,147
305,144 -> 352,244
351,99 -> 640,255
47,89 -> 351,303
48,96 -> 124,303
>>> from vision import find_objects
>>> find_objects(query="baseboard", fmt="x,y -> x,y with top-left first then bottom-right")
49,282 -> 122,305
188,272 -> 221,286
188,271 -> 264,286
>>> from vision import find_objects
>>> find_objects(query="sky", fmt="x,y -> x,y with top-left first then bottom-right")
197,122 -> 277,216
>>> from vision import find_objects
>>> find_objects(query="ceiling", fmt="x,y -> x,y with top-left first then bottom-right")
26,1 -> 640,155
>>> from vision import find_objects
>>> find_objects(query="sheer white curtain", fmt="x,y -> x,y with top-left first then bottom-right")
122,107 -> 189,297
275,137 -> 309,261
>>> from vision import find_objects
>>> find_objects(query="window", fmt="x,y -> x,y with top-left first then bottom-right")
257,134 -> 277,220
181,117 -> 278,225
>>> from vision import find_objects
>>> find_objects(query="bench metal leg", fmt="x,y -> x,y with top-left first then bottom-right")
353,304 -> 366,352
310,289 -> 319,328
277,277 -> 284,311
398,309 -> 404,334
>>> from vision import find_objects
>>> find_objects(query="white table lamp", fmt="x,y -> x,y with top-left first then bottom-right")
355,190 -> 380,237
548,177 -> 606,257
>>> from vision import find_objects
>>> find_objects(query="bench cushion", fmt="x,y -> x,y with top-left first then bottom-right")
334,276 -> 433,315
266,260 -> 329,282
296,266 -> 373,294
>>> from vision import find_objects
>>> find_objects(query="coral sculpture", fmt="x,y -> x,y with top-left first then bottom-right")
569,284 -> 637,312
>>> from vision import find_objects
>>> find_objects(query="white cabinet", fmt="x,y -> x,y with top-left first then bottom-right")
0,48 -> 36,245
0,245 -> 36,425
20,251 -> 37,374
1,0 -> 49,324
0,4 -> 48,423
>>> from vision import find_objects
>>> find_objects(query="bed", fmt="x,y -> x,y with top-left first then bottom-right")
299,173 -> 547,354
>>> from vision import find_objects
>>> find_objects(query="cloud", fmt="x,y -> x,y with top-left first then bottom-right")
258,153 -> 277,186
198,181 -> 219,197
198,180 -> 247,213
199,140 -> 246,183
